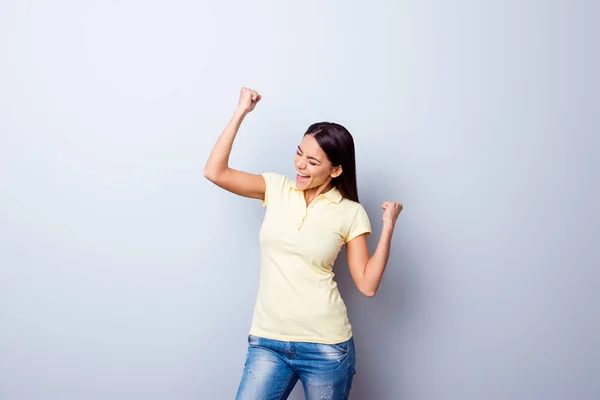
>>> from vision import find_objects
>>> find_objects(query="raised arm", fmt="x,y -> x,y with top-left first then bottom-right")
204,87 -> 266,200
346,202 -> 403,297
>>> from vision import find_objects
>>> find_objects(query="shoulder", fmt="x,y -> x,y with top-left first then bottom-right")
340,200 -> 371,241
261,173 -> 293,207
339,198 -> 369,217
261,172 -> 293,189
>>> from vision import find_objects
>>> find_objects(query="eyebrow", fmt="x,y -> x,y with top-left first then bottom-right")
297,146 -> 322,163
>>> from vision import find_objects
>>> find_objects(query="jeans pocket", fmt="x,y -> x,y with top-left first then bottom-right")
327,339 -> 352,355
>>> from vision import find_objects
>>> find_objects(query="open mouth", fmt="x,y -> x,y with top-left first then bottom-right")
296,172 -> 310,183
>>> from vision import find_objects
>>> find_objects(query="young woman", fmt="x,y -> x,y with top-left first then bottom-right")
204,88 -> 403,400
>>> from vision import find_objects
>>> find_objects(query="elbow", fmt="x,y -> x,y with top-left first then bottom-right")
359,286 -> 377,298
204,164 -> 229,183
203,166 -> 219,183
203,168 -> 214,182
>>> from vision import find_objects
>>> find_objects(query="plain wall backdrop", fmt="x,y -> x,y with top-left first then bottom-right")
1,0 -> 598,399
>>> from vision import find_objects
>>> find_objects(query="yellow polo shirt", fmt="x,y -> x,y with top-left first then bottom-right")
248,172 -> 371,344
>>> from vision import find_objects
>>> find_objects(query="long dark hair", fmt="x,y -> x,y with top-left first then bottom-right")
304,122 -> 360,203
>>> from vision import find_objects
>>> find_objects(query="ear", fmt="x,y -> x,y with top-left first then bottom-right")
330,166 -> 343,179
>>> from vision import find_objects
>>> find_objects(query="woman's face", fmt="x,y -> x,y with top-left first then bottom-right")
294,134 -> 341,190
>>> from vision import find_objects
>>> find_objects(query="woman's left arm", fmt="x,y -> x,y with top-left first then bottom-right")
346,202 -> 403,297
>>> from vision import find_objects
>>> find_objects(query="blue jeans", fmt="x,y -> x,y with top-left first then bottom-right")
235,335 -> 356,400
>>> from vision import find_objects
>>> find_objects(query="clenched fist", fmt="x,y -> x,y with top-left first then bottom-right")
381,202 -> 403,226
238,87 -> 261,114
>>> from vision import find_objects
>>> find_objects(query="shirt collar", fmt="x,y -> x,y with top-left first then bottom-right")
289,181 -> 343,204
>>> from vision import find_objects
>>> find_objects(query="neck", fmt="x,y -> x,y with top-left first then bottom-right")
303,180 -> 334,205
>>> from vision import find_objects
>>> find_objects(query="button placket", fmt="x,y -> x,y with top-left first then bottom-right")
298,211 -> 307,231
297,195 -> 322,231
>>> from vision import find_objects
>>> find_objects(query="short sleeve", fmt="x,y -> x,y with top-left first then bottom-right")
260,172 -> 288,208
345,204 -> 372,243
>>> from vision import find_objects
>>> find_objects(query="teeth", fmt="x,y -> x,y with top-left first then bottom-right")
297,172 -> 309,177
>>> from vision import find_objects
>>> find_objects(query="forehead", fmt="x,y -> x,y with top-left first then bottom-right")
299,134 -> 325,155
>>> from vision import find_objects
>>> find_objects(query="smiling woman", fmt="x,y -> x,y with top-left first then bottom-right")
203,87 -> 403,400
295,122 -> 360,204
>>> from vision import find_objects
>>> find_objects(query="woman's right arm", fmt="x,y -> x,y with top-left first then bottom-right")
203,88 -> 266,200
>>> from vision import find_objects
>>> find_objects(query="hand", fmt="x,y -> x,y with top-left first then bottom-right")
237,87 -> 261,114
381,201 -> 403,227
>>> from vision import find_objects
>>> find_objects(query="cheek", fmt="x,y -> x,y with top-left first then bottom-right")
309,166 -> 329,180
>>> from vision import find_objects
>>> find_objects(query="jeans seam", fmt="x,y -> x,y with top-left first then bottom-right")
342,352 -> 353,400
332,344 -> 350,354
276,372 -> 296,400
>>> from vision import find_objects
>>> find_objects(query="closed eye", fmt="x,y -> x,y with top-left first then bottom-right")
297,146 -> 321,165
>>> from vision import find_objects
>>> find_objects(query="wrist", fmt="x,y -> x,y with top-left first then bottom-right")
382,220 -> 395,231
234,107 -> 249,117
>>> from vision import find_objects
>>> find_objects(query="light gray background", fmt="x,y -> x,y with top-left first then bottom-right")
1,0 -> 598,399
